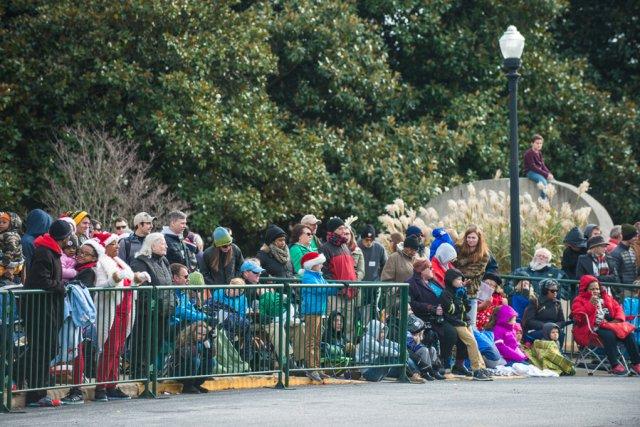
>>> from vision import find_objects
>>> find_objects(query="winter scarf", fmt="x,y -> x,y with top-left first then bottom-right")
268,243 -> 290,265
327,231 -> 348,247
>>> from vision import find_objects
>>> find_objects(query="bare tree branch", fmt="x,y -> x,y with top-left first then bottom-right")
42,126 -> 188,227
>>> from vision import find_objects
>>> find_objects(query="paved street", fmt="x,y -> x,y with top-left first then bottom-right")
3,376 -> 639,426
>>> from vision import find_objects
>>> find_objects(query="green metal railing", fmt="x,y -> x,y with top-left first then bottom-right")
0,281 -> 411,411
500,274 -> 640,355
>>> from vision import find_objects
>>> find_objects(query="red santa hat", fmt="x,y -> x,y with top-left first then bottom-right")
301,251 -> 326,270
93,231 -> 118,248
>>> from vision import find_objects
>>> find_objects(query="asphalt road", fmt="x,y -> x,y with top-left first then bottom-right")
3,376 -> 640,426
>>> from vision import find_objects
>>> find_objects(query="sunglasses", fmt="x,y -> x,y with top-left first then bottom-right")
548,289 -> 558,293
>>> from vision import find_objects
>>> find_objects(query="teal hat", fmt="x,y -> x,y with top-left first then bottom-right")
213,226 -> 232,247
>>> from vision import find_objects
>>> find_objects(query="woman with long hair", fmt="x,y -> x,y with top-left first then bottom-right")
199,227 -> 244,284
454,225 -> 491,329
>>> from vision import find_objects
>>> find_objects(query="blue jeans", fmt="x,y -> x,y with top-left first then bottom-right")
527,171 -> 548,198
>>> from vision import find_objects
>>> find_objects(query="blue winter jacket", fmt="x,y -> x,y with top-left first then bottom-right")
172,289 -> 209,325
300,269 -> 339,315
210,289 -> 248,318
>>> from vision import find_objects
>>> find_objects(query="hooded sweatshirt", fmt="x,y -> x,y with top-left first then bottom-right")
432,243 -> 457,287
492,305 -> 528,362
355,319 -> 399,364
21,209 -> 53,270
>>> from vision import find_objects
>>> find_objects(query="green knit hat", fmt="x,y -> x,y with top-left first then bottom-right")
188,271 -> 205,286
213,226 -> 232,247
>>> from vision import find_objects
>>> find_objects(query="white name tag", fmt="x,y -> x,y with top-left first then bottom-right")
369,261 -> 376,267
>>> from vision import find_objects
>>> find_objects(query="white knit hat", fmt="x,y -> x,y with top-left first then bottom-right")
82,238 -> 105,257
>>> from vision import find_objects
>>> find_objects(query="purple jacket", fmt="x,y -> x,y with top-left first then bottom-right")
493,305 -> 528,362
523,148 -> 550,178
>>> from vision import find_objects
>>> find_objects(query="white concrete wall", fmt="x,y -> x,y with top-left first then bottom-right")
425,178 -> 614,236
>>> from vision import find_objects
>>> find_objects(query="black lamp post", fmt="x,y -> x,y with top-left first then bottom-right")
499,26 -> 525,271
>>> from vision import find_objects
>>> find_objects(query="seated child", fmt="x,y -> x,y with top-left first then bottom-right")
487,305 -> 528,363
300,252 -> 349,382
406,314 -> 445,380
442,269 -> 493,381
356,318 -> 424,383
208,278 -> 252,360
321,311 -> 354,364
508,274 -> 536,323
174,320 -> 218,393
61,236 -> 78,283
525,322 -> 575,375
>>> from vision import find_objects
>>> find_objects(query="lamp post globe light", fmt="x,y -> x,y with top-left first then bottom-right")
499,25 -> 525,271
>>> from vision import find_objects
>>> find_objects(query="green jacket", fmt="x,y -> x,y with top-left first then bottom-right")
290,243 -> 311,274
525,340 -> 575,375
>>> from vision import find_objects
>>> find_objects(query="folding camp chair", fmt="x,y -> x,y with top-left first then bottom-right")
572,312 -> 628,376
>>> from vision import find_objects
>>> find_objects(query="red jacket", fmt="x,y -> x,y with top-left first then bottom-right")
320,241 -> 357,298
571,275 -> 626,346
431,257 -> 454,287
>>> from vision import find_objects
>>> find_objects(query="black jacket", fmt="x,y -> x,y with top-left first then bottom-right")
24,243 -> 64,295
610,243 -> 639,284
163,230 -> 193,271
561,247 -> 586,280
199,244 -> 244,284
522,296 -> 565,332
130,254 -> 172,287
441,287 -> 471,327
575,253 -> 619,284
257,247 -> 294,279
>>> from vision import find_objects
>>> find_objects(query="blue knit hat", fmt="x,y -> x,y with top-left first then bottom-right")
213,227 -> 232,247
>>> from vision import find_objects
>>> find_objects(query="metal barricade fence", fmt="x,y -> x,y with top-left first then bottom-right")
2,285 -> 155,411
0,280 -> 412,411
500,275 -> 640,357
154,284 -> 286,389
259,278 -> 410,386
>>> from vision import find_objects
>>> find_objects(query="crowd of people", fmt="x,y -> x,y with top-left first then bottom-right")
1,206 -> 640,408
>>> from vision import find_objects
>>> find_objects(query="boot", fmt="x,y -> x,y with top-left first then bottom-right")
420,368 -> 435,381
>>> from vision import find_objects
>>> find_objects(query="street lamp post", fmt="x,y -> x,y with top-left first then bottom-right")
499,25 -> 525,271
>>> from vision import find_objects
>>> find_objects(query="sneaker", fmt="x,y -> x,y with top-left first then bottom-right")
432,369 -> 447,381
28,396 -> 62,408
94,388 -> 108,402
306,370 -> 322,382
196,385 -> 209,393
472,369 -> 493,381
611,364 -> 627,376
409,372 -> 426,384
106,388 -> 131,400
481,368 -> 494,377
182,384 -> 201,394
319,372 -> 331,379
420,369 -> 435,381
630,363 -> 640,376
61,389 -> 84,405
451,365 -> 473,377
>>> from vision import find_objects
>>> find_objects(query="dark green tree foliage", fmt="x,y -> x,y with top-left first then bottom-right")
1,0 -> 639,252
